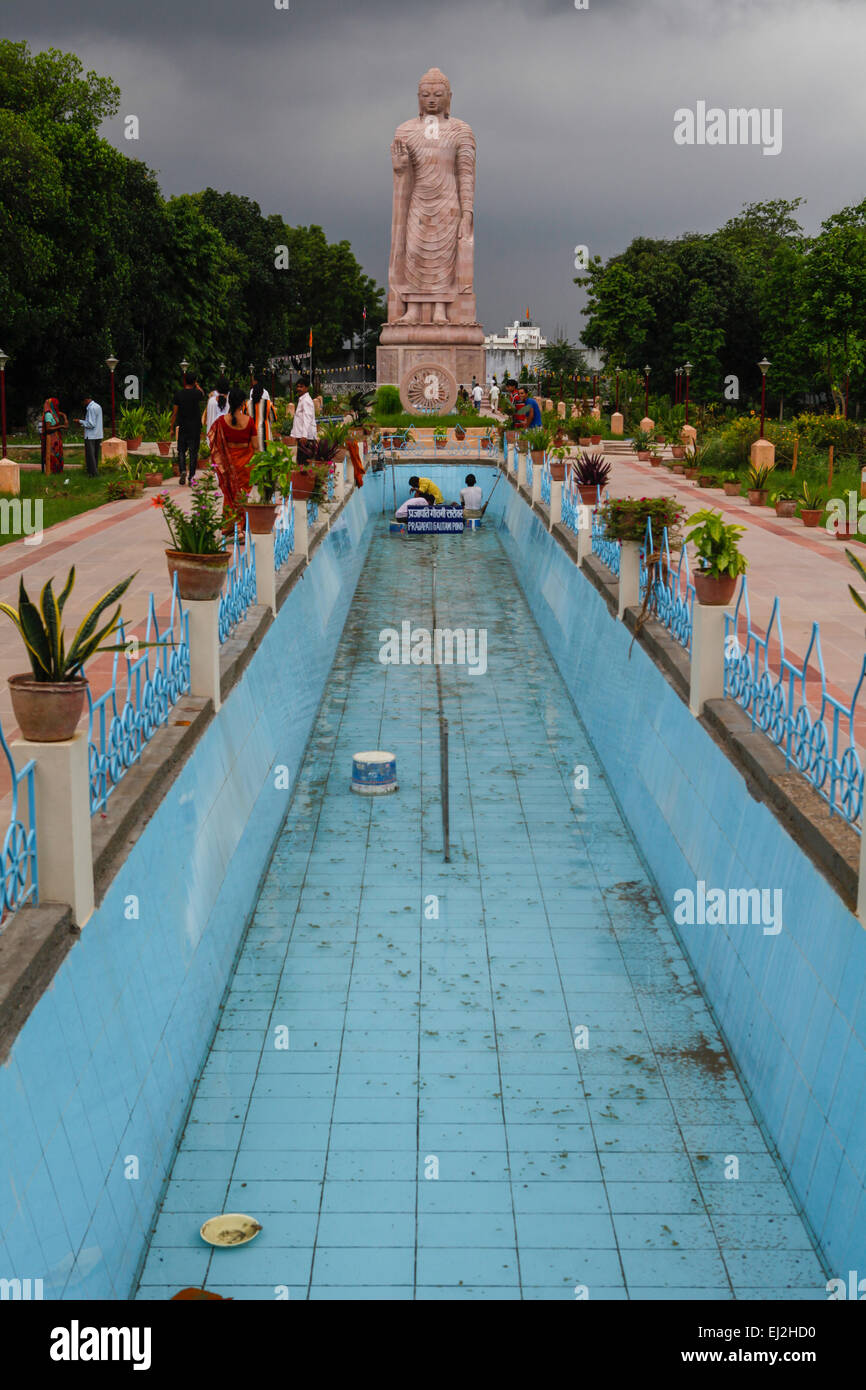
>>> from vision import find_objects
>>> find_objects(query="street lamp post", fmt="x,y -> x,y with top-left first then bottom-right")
0,350 -> 8,460
684,362 -> 693,426
249,362 -> 255,387
845,372 -> 850,421
615,369 -> 620,412
758,357 -> 771,438
106,353 -> 119,438
644,364 -> 651,418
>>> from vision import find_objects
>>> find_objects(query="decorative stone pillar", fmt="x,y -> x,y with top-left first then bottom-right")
618,539 -> 641,620
334,456 -> 346,503
557,401 -> 567,419
681,424 -> 697,447
549,480 -> 563,531
187,600 -> 221,713
689,602 -> 727,717
750,438 -> 775,469
293,498 -> 310,562
252,532 -> 276,616
101,438 -> 127,463
610,412 -> 624,437
12,734 -> 94,927
0,459 -> 20,495
639,416 -> 654,435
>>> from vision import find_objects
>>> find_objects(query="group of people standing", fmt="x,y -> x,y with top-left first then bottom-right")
39,395 -> 104,476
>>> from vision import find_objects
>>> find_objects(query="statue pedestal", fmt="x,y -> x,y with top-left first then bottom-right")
378,324 -> 486,402
0,458 -> 20,495
101,437 -> 127,463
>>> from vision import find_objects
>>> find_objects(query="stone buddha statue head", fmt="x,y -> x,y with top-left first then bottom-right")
418,68 -> 452,118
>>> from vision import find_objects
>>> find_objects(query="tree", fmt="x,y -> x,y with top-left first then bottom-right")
539,337 -> 587,378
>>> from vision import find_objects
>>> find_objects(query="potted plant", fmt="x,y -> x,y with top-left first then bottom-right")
154,469 -> 230,600
685,508 -> 748,606
1,568 -> 134,741
772,489 -> 797,519
526,427 -> 548,467
598,495 -> 684,544
590,426 -> 602,446
722,472 -> 742,497
574,451 -> 612,504
798,479 -> 825,528
247,443 -> 294,533
119,457 -> 147,495
119,405 -> 148,453
106,478 -> 143,501
631,427 -> 653,461
747,460 -> 775,506
152,408 -> 173,457
434,427 -> 448,450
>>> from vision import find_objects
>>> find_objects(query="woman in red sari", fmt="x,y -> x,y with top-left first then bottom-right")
41,397 -> 68,473
208,387 -> 257,510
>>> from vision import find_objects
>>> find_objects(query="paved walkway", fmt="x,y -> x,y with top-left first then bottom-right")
135,520 -> 825,1299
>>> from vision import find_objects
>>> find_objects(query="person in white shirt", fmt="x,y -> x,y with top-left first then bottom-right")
395,491 -> 435,520
290,377 -> 318,448
76,395 -> 104,476
204,377 -> 230,434
489,382 -> 500,411
472,382 -> 483,411
460,473 -> 483,516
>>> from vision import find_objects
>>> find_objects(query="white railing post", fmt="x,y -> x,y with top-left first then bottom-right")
577,506 -> 593,564
293,498 -> 310,562
188,599 -> 221,712
857,831 -> 866,923
689,602 -> 727,716
549,480 -> 563,531
334,456 -> 346,502
12,735 -> 94,927
618,540 -> 641,620
517,449 -> 527,489
531,462 -> 542,505
252,532 -> 276,616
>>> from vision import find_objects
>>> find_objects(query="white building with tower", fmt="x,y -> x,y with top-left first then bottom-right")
483,318 -> 547,383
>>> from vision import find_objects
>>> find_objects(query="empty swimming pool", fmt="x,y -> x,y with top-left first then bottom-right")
135,514 -> 826,1300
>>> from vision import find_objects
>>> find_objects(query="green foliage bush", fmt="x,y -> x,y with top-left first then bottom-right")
374,385 -> 402,417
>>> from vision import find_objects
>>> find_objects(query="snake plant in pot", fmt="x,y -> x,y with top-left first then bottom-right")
574,451 -> 612,504
685,508 -> 748,605
1,568 -> 135,741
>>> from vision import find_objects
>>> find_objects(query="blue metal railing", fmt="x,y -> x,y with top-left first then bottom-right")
591,497 -> 620,577
639,517 -> 696,653
327,470 -> 335,502
0,719 -> 37,923
88,579 -> 191,815
307,499 -> 319,527
274,486 -> 295,570
725,580 -> 864,830
218,519 -> 256,644
541,457 -> 551,507
525,449 -> 534,489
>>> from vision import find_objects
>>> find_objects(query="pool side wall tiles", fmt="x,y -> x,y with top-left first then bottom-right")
494,487 -> 866,1279
0,484 -> 384,1300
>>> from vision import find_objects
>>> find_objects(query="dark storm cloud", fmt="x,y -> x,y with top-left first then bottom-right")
4,0 -> 866,343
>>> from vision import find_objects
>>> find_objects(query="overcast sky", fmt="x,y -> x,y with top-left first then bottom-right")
5,0 -> 866,343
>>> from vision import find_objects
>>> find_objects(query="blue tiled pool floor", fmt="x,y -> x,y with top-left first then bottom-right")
136,520 -> 826,1300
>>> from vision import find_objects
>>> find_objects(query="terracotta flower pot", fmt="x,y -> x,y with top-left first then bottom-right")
672,465 -> 686,476
672,446 -> 686,459
834,522 -> 860,541
578,484 -> 601,505
775,500 -> 797,518
685,468 -> 700,481
288,467 -> 316,500
579,436 -> 591,447
125,437 -> 143,452
723,482 -> 741,496
748,489 -> 767,506
650,455 -> 662,467
698,475 -> 714,488
244,503 -> 278,535
637,451 -> 651,462
800,509 -> 822,528
144,472 -> 163,488
694,572 -> 738,607
9,674 -> 87,743
549,461 -> 566,481
531,451 -> 545,467
435,438 -> 447,449
157,441 -> 171,456
591,435 -> 602,445
172,462 -> 180,476
165,549 -> 230,601
505,431 -> 517,444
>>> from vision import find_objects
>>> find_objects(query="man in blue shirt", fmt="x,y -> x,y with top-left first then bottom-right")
77,395 -> 104,477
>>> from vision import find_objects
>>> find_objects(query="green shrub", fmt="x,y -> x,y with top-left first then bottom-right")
374,384 -> 402,417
